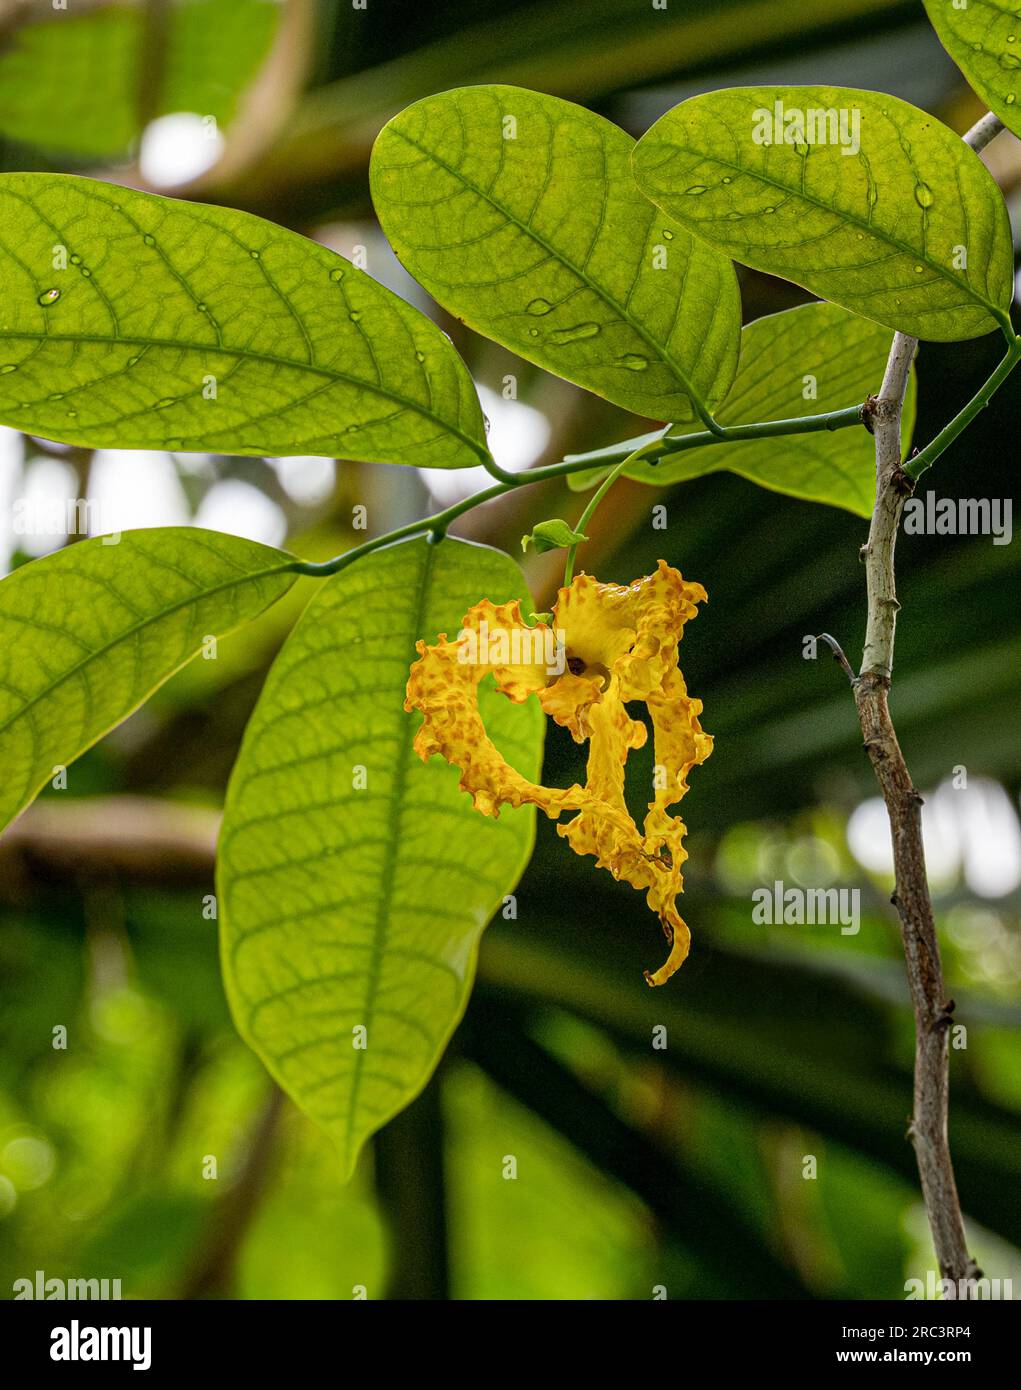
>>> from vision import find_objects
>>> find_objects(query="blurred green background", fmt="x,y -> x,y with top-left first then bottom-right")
0,0 -> 1019,1300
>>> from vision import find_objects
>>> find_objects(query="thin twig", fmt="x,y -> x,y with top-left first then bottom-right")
815,632 -> 857,686
850,111 -> 1006,1293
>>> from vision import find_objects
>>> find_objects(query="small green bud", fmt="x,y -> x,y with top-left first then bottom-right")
521,518 -> 589,554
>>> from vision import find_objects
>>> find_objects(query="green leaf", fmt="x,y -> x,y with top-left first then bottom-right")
0,174 -> 489,469
924,0 -> 1021,139
370,84 -> 741,421
632,86 -> 1014,341
0,0 -> 280,158
0,529 -> 297,835
218,536 -> 544,1178
633,302 -> 916,515
567,303 -> 916,513
522,519 -> 589,553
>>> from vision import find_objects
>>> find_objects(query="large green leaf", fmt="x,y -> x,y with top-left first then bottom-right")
370,84 -> 741,422
568,303 -> 916,514
0,528 -> 297,835
924,0 -> 1021,139
0,174 -> 488,468
0,0 -> 280,158
218,537 -> 544,1177
632,86 -> 1014,342
618,303 -> 915,515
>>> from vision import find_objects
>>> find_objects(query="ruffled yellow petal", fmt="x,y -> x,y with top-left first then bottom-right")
405,562 -> 712,985
404,597 -> 564,818
537,671 -> 604,742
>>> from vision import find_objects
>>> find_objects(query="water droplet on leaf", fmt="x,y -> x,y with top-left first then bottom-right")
526,297 -> 554,316
914,183 -> 935,209
548,322 -> 600,345
37,288 -> 60,306
619,354 -> 648,372
685,185 -> 707,195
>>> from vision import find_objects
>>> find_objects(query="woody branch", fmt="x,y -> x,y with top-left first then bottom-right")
853,108 -> 1007,1291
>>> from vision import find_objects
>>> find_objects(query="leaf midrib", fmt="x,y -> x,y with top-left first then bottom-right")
639,133 -> 1007,325
0,328 -> 489,462
390,125 -> 709,409
342,541 -> 438,1164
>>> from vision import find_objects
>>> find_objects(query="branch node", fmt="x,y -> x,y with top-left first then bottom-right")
888,466 -> 915,498
932,998 -> 956,1032
861,394 -> 880,434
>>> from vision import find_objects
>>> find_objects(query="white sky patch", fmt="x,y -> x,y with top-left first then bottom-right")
270,454 -> 336,506
171,450 -> 218,480
88,450 -> 191,535
422,384 -> 551,507
956,779 -> 1021,898
17,457 -> 80,557
193,479 -> 287,547
139,112 -> 224,188
847,778 -> 1021,899
0,428 -> 25,574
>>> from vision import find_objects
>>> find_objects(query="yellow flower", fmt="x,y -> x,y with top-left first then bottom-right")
404,560 -> 712,985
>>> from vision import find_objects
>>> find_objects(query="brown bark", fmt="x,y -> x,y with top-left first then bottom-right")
849,109 -> 1006,1293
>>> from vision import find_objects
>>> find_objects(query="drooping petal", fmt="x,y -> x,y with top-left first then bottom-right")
405,598 -> 560,818
405,561 -> 712,985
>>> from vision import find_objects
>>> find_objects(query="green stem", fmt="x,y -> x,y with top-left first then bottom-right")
906,335 -> 1021,481
290,400 -> 867,578
561,402 -> 864,472
289,481 -> 507,577
562,453 -> 634,586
